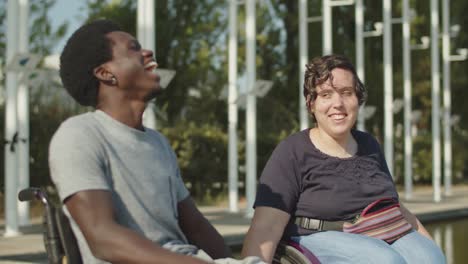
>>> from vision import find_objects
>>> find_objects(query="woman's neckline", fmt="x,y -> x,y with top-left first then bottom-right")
303,128 -> 361,160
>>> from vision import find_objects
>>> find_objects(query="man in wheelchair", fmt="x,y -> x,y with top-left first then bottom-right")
46,19 -> 266,264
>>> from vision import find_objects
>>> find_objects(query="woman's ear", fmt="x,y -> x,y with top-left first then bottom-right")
306,94 -> 313,109
306,94 -> 315,115
93,65 -> 117,86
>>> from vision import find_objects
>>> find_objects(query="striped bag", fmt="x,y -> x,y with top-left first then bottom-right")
343,198 -> 413,243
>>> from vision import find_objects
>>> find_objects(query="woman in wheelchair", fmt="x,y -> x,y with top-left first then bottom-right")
241,55 -> 446,264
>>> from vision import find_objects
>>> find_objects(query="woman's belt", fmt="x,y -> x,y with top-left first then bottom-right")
294,216 -> 346,231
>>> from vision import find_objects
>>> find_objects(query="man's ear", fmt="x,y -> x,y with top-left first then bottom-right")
93,65 -> 117,86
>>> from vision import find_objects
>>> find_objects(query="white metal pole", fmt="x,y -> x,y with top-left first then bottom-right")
137,0 -> 146,47
228,0 -> 239,213
402,0 -> 413,200
144,0 -> 155,53
299,0 -> 308,130
431,0 -> 441,202
245,0 -> 256,217
138,0 -> 157,130
442,0 -> 452,196
322,0 -> 332,55
4,0 -> 20,237
17,0 -> 30,226
355,0 -> 365,131
383,0 -> 394,178
445,225 -> 454,264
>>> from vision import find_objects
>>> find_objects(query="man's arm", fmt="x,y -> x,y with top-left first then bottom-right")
241,207 -> 290,263
65,190 -> 211,264
177,197 -> 231,259
400,203 -> 433,240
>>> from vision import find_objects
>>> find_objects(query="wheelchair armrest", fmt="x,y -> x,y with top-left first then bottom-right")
18,187 -> 49,205
18,187 -> 82,264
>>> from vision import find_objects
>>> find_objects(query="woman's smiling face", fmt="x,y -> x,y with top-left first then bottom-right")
310,68 -> 359,139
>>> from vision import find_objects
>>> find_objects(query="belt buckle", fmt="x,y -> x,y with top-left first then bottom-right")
351,214 -> 360,224
318,220 -> 324,231
302,217 -> 310,229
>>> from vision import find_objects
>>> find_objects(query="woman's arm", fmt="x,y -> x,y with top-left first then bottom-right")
241,206 -> 290,263
400,203 -> 433,240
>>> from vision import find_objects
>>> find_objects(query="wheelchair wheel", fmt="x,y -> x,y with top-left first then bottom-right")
273,242 -> 312,264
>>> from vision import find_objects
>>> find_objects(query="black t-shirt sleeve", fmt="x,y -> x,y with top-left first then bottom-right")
364,133 -> 393,179
254,139 -> 301,215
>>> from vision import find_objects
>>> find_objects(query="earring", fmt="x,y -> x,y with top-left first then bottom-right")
111,76 -> 117,85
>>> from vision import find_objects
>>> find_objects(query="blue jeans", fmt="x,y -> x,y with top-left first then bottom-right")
292,230 -> 446,263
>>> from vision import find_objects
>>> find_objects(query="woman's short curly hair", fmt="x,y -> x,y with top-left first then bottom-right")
303,54 -> 367,119
59,19 -> 122,107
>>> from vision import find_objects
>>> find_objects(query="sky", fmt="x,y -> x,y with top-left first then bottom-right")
49,0 -> 88,54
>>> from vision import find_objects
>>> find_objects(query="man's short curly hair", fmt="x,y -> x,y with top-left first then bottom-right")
59,19 -> 122,107
303,54 -> 367,120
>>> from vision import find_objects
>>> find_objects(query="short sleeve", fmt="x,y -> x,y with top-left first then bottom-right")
49,119 -> 110,202
161,134 -> 190,202
365,133 -> 393,179
173,165 -> 190,202
254,140 -> 301,214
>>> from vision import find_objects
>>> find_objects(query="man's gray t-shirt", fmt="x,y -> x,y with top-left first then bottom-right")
49,110 -> 190,263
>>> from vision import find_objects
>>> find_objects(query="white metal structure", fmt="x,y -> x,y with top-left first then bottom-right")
228,0 -> 239,212
355,0 -> 383,131
4,0 -> 20,237
322,0 -> 332,55
322,0 -> 355,55
431,0 -> 441,202
402,3 -> 431,201
383,0 -> 394,178
442,0 -> 451,197
355,0 -> 364,131
298,0 -> 308,130
17,0 -> 30,227
245,0 -> 256,218
137,0 -> 157,129
442,0 -> 468,197
405,35 -> 430,196
136,1 -> 176,128
298,1 -> 323,130
402,0 -> 413,200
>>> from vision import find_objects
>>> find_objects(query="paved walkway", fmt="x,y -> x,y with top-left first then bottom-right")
1,185 -> 468,263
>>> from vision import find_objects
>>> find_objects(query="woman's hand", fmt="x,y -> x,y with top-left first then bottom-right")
400,203 -> 433,240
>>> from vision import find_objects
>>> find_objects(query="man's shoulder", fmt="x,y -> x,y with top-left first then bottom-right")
51,112 -> 101,145
57,112 -> 97,131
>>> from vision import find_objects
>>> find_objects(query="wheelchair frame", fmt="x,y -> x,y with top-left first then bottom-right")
18,187 -> 82,264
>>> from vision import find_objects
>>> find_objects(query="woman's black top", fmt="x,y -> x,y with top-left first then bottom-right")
254,129 -> 398,238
